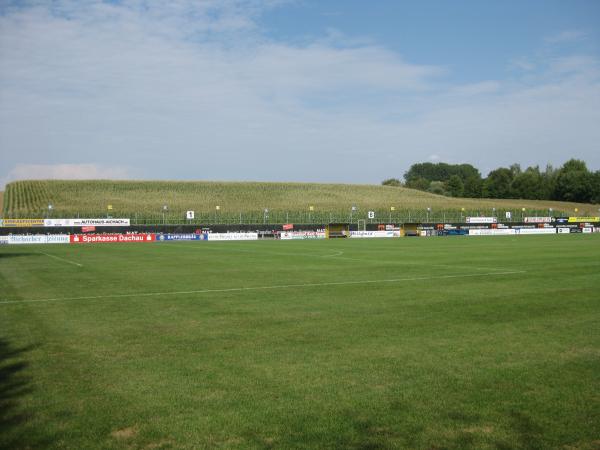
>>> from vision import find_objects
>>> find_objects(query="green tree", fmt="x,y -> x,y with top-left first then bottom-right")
511,166 -> 544,199
446,175 -> 464,197
591,171 -> 600,204
381,178 -> 402,187
553,159 -> 593,202
483,168 -> 513,198
406,177 -> 430,191
463,175 -> 483,198
428,181 -> 447,195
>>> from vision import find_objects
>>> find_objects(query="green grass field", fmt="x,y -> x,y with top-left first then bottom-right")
1,235 -> 599,449
4,180 -> 599,221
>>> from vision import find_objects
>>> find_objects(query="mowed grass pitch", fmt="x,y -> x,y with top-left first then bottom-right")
1,236 -> 599,450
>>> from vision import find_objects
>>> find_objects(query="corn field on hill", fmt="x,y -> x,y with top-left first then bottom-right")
2,179 -> 598,222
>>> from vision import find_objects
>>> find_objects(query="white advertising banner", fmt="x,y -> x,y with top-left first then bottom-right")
466,217 -> 497,224
468,229 -> 515,236
350,230 -> 395,238
523,217 -> 552,223
44,218 -> 130,227
557,227 -> 571,234
207,232 -> 259,241
514,228 -> 556,235
0,236 -> 8,245
7,234 -> 70,244
582,227 -> 593,233
280,231 -> 326,240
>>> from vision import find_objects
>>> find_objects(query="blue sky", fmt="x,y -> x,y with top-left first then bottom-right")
262,0 -> 600,82
0,0 -> 599,187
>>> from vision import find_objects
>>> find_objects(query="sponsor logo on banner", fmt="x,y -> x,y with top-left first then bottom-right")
468,229 -> 515,236
2,218 -> 45,227
156,234 -> 205,241
7,234 -> 70,244
280,231 -> 326,240
81,226 -> 96,232
44,218 -> 131,227
557,227 -> 570,234
282,223 -> 294,231
466,217 -> 497,224
206,233 -> 259,241
569,228 -> 583,233
514,228 -> 556,235
582,227 -> 593,233
70,234 -> 155,243
524,217 -> 552,223
350,231 -> 395,238
0,236 -> 8,245
568,217 -> 600,223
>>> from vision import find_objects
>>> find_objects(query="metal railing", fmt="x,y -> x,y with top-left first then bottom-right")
3,208 -> 571,225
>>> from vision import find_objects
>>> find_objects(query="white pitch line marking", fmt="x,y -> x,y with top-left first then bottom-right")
321,251 -> 344,258
0,270 -> 525,306
38,252 -> 83,267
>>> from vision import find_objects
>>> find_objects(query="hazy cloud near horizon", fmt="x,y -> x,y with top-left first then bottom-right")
1,1 -> 599,189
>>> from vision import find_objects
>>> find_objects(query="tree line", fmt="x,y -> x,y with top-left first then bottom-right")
382,159 -> 600,204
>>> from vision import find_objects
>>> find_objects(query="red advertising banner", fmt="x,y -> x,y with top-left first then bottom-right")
81,226 -> 96,232
70,234 -> 155,244
282,223 -> 294,230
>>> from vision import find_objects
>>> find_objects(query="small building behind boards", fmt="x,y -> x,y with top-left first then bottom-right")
326,223 -> 350,238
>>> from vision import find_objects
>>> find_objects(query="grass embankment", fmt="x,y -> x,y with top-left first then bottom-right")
3,180 -> 598,223
1,235 -> 599,449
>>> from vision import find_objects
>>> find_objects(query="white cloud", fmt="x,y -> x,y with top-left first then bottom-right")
0,1 -> 598,190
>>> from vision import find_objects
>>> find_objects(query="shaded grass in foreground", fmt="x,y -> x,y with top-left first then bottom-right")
0,235 -> 599,449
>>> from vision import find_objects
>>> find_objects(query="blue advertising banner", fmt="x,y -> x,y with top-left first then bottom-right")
155,234 -> 206,241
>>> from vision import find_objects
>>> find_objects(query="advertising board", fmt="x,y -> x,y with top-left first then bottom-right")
70,234 -> 155,243
155,234 -> 205,241
2,219 -> 45,227
206,233 -> 259,241
524,217 -> 552,223
557,227 -> 571,234
468,229 -> 515,236
568,217 -> 600,223
514,228 -> 556,235
466,217 -> 497,224
282,224 -> 294,231
45,218 -> 131,227
280,231 -> 326,240
582,227 -> 593,233
0,236 -> 8,245
7,234 -> 70,244
350,231 -> 395,238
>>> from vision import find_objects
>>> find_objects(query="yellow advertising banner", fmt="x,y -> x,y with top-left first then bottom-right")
1,218 -> 45,227
568,217 -> 600,223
